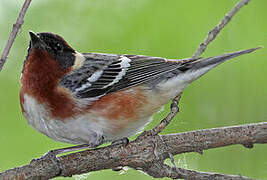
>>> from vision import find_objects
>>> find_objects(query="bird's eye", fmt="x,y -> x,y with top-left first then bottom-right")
54,43 -> 63,52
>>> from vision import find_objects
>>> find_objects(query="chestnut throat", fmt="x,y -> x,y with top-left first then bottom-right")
20,49 -> 76,119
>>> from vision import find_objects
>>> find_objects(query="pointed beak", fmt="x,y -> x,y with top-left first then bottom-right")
29,31 -> 45,49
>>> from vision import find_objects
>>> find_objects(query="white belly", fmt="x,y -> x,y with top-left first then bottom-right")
22,93 -> 154,145
22,94 -> 105,144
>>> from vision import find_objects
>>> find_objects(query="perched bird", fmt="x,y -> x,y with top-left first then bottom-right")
20,31 -> 259,154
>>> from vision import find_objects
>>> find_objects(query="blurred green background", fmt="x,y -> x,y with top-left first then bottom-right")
0,0 -> 266,179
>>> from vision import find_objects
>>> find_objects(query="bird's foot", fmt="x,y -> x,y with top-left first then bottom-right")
30,144 -> 93,165
111,137 -> 129,147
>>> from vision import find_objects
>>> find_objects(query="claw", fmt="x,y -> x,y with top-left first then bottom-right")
111,137 -> 129,147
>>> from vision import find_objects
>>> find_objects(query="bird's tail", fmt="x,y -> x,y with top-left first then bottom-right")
157,47 -> 261,97
172,47 -> 262,84
183,47 -> 261,71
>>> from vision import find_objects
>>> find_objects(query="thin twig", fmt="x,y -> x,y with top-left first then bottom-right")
150,0 -> 252,136
160,165 -> 253,180
147,93 -> 182,136
192,0 -> 251,59
0,0 -> 32,71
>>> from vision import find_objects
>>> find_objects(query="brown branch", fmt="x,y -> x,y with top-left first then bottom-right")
0,0 -> 32,71
1,122 -> 266,179
192,0 -> 251,58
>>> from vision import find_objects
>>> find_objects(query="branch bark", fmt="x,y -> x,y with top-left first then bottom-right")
1,0 -> 264,179
0,0 -> 32,71
1,122 -> 266,179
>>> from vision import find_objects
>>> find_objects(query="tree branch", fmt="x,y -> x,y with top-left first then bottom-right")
0,0 -> 32,71
192,0 -> 251,58
1,122 -> 266,179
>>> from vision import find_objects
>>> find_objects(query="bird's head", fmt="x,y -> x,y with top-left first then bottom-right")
26,31 -> 76,69
21,31 -> 85,91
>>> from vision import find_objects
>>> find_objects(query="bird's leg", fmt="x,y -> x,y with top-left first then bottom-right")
30,144 -> 93,166
111,137 -> 129,147
42,144 -> 93,159
31,135 -> 105,165
42,135 -> 105,159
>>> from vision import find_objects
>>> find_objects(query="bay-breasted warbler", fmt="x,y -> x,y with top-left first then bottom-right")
20,31 -> 259,154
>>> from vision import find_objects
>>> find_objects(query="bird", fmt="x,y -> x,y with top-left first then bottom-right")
20,31 -> 259,155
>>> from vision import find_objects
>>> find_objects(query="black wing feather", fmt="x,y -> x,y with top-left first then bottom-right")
60,53 -> 187,99
60,48 -> 260,99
